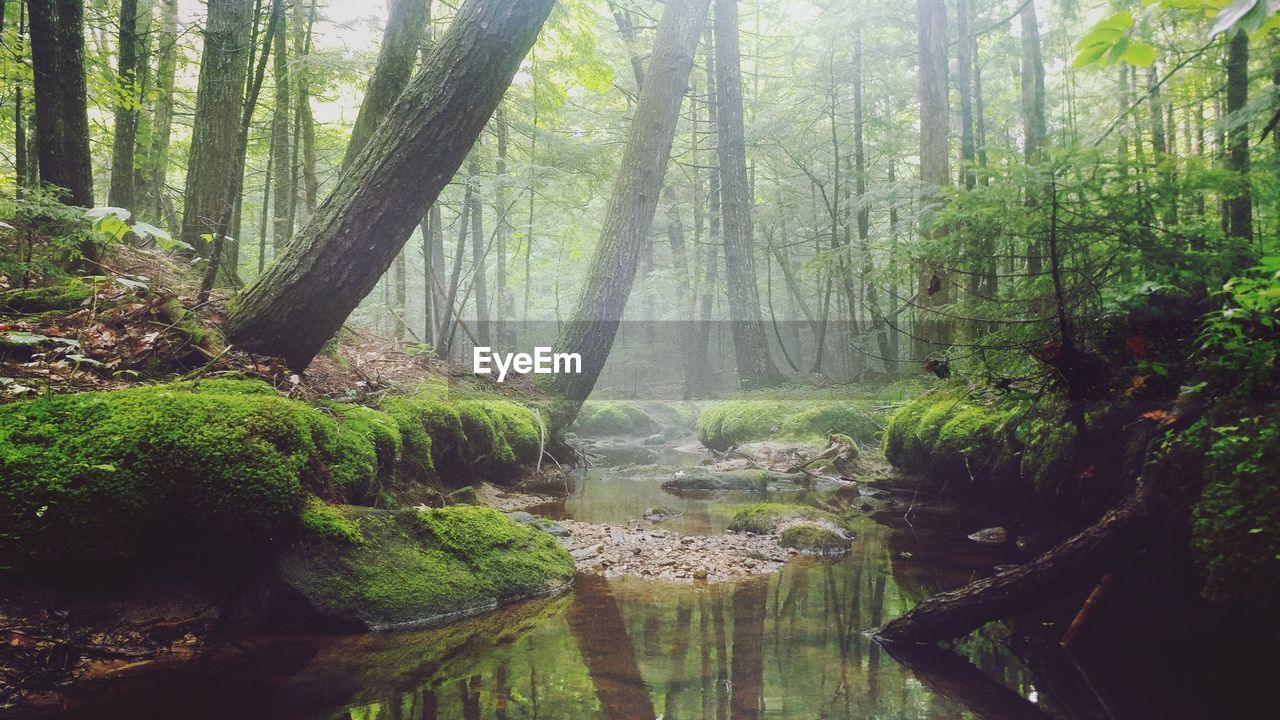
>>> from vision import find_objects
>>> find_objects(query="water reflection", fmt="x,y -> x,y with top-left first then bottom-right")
50,507 -> 1086,720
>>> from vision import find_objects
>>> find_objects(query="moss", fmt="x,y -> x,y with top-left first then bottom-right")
780,524 -> 849,555
379,390 -> 541,484
571,401 -> 657,436
1,278 -> 94,313
726,502 -> 838,534
279,505 -> 575,630
300,496 -> 365,545
1020,417 -> 1077,498
0,379 -> 335,572
1190,416 -> 1280,607
697,394 -> 883,451
321,402 -> 402,503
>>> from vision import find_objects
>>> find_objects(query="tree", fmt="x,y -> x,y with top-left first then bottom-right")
715,0 -> 784,389
340,0 -> 429,170
914,0 -> 951,362
1225,29 -> 1252,245
108,0 -> 140,210
269,0 -> 292,252
544,0 -> 712,423
28,0 -> 94,208
226,0 -> 557,369
180,0 -> 254,258
147,0 -> 180,235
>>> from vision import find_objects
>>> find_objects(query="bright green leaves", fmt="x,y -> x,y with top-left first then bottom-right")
87,206 -> 191,252
1073,10 -> 1158,68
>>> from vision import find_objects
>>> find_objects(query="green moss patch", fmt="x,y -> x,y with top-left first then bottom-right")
380,389 -> 542,484
780,524 -> 850,555
697,394 -> 881,451
1,278 -> 94,314
572,401 -> 657,436
277,505 -> 575,630
882,390 -> 1025,490
0,379 -> 339,572
726,502 -> 838,534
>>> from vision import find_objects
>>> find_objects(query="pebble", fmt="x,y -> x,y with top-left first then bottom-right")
556,519 -> 790,584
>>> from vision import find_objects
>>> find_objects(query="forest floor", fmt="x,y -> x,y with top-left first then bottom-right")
0,244 -> 518,405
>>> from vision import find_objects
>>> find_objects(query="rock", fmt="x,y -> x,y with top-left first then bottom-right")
447,486 -> 479,505
609,530 -> 625,544
779,523 -> 851,556
532,519 -> 570,537
274,505 -> 574,631
570,547 -> 599,561
642,433 -> 666,446
643,506 -> 684,522
505,511 -> 535,524
967,526 -> 1009,545
693,569 -> 709,580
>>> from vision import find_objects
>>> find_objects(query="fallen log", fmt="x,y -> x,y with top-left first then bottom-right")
874,481 -> 1165,645
873,395 -> 1201,646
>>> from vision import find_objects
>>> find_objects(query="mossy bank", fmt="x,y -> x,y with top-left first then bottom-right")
0,378 -> 571,629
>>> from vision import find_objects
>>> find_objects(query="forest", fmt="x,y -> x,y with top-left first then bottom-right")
1,0 -> 1279,717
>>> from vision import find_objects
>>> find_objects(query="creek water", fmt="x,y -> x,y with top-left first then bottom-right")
45,442 -> 1107,720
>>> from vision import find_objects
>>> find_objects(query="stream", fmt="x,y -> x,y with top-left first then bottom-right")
37,439 -> 1107,720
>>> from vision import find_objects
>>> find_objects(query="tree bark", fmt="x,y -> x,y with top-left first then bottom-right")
227,0 -> 555,369
341,0 -> 428,171
28,0 -> 94,207
468,156 -> 489,345
1019,0 -> 1046,163
147,0 -> 179,234
542,0 -> 711,424
269,0 -> 291,252
1226,30 -> 1252,245
715,0 -> 783,389
494,102 -> 511,350
913,0 -> 951,362
685,29 -> 720,400
181,0 -> 253,257
108,0 -> 139,210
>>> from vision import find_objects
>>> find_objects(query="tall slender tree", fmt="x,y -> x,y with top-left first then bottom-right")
715,0 -> 783,388
1225,29 -> 1252,246
108,0 -> 140,209
914,0 -> 951,361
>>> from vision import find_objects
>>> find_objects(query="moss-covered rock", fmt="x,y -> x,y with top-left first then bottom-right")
1,278 -> 94,314
0,379 -> 339,572
882,390 -> 1027,491
275,505 -> 575,630
1190,415 -> 1280,608
0,379 -> 407,573
697,394 -> 881,451
572,401 -> 657,436
380,389 -> 541,485
726,502 -> 839,534
780,524 -> 850,555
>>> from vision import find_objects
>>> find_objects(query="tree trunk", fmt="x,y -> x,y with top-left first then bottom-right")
14,1 -> 31,192
494,102 -> 510,350
108,0 -> 139,210
341,0 -> 428,171
685,29 -> 720,400
1019,0 -> 1046,162
1226,30 -> 1252,245
955,0 -> 974,192
543,0 -> 711,424
148,0 -> 178,234
468,156 -> 489,345
715,0 -> 783,389
269,0 -> 291,252
875,481 -> 1162,645
913,0 -> 950,362
227,0 -> 555,368
853,32 -> 893,371
28,0 -> 94,207
181,0 -> 253,257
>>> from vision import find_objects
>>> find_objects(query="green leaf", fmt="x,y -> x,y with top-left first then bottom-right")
0,331 -> 52,346
91,464 -> 117,472
1210,0 -> 1259,37
1120,41 -> 1157,67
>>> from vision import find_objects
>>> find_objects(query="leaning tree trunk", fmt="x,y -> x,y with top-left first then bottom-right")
28,0 -> 94,208
180,0 -> 253,258
715,0 -> 783,389
340,0 -> 428,171
227,0 -> 555,369
542,0 -> 712,426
